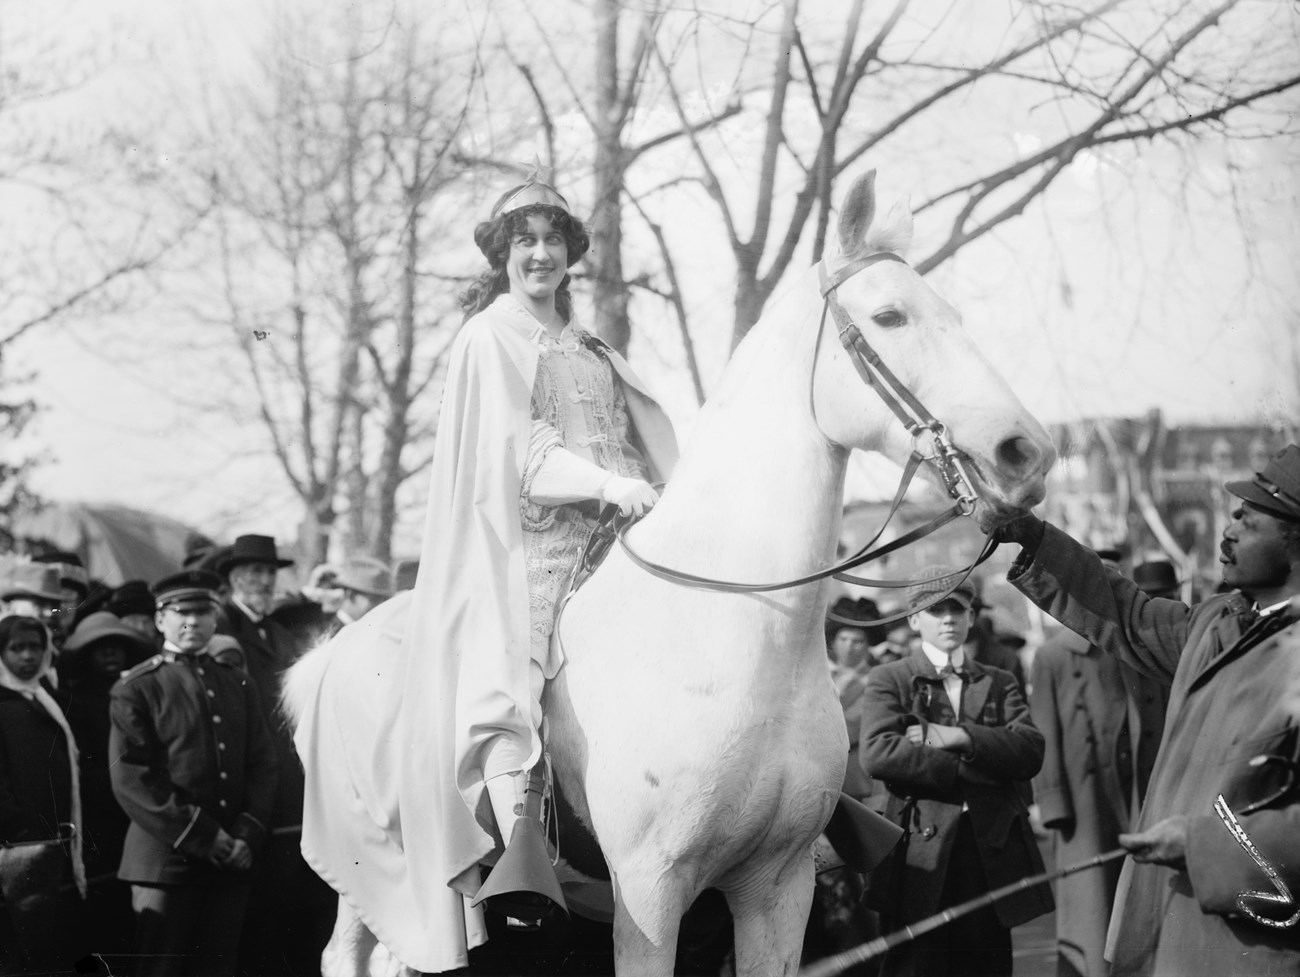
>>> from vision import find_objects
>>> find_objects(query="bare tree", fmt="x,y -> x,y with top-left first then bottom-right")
184,6 -> 488,564
642,0 -> 1300,349
0,9 -> 202,514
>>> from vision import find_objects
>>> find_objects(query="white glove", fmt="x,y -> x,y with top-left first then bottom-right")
600,475 -> 660,517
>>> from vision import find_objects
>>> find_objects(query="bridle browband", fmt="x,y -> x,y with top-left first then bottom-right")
602,250 -> 997,625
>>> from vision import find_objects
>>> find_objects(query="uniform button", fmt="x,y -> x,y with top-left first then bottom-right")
218,742 -> 226,751
219,800 -> 228,808
207,690 -> 215,698
213,715 -> 222,724
220,772 -> 228,780
197,668 -> 205,676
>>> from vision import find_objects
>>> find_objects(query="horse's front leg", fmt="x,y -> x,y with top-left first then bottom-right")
722,847 -> 817,977
608,864 -> 691,977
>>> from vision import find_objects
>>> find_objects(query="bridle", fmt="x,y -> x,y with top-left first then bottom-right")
817,252 -> 980,516
605,250 -> 998,624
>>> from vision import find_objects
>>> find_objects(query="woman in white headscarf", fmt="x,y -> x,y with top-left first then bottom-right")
0,613 -> 87,972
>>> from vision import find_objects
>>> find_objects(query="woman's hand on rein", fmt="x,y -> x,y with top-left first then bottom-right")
601,475 -> 660,517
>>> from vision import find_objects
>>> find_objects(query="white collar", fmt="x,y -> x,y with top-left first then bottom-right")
1257,598 -> 1291,618
921,642 -> 965,672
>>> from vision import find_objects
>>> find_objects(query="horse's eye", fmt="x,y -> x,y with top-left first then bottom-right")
872,309 -> 906,329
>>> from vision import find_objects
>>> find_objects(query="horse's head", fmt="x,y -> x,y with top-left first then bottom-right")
811,170 -> 1055,531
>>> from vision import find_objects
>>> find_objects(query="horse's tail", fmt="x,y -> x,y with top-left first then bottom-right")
281,629 -> 339,733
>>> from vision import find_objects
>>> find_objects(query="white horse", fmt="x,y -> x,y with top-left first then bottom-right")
284,169 -> 1055,977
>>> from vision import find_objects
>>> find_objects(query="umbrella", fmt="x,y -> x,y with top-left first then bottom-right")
8,502 -> 206,587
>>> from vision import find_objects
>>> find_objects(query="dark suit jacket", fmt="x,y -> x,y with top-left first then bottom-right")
109,648 -> 277,885
858,647 -> 1052,928
219,602 -> 304,826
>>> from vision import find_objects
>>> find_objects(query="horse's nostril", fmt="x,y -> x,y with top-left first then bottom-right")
997,435 -> 1041,474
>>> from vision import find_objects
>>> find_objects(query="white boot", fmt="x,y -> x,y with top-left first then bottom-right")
485,770 -> 526,849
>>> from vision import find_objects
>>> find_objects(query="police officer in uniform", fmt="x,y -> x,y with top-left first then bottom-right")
109,570 -> 278,977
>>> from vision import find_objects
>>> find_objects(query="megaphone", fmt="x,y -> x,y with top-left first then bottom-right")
472,767 -> 569,921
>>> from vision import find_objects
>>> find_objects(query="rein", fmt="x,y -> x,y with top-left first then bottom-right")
603,251 -> 998,622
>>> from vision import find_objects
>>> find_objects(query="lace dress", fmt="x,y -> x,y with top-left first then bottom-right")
519,317 -> 647,670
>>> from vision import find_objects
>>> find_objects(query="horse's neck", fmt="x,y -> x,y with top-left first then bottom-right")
644,273 -> 850,578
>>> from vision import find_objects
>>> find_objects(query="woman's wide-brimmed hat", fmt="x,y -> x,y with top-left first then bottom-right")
63,611 -> 153,653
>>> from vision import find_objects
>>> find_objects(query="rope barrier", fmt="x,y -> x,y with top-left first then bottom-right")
798,847 -> 1128,977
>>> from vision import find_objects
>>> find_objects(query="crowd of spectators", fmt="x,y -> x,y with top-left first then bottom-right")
0,537 -> 415,976
4,440 -> 1298,977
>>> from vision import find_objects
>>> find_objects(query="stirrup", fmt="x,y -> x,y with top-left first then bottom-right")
472,766 -> 569,921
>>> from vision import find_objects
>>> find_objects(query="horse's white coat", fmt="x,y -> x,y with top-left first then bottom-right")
285,171 -> 1055,977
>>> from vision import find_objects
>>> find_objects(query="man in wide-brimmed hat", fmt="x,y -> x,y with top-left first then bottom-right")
213,535 -> 335,975
1000,443 -> 1300,976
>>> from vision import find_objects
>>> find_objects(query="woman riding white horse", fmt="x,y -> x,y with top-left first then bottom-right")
285,168 -> 1056,976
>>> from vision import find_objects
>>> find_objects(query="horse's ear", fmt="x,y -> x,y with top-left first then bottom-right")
864,198 -> 914,257
837,169 -> 878,257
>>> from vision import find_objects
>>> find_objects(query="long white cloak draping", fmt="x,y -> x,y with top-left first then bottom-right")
296,295 -> 677,973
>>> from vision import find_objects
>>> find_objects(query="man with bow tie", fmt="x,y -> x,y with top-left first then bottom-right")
859,568 -> 1050,977
999,443 -> 1300,976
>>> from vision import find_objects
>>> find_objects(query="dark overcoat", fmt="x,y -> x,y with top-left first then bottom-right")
858,648 -> 1052,929
218,602 -> 303,826
109,648 -> 277,886
1029,629 -> 1167,977
0,683 -> 73,844
1012,523 -> 1300,976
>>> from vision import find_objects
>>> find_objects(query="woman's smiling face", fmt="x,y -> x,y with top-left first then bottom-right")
506,214 -> 568,307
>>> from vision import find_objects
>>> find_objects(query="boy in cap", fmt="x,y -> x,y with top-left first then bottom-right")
858,566 -> 1050,976
108,570 -> 278,977
999,444 -> 1300,976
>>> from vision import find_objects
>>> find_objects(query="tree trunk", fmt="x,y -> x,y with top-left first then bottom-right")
373,182 -> 421,564
590,0 -> 630,352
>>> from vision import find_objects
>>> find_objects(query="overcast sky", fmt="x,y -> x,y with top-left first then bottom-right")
11,0 -> 1299,552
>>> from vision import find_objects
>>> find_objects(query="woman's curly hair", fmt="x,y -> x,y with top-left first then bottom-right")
459,203 -> 591,324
